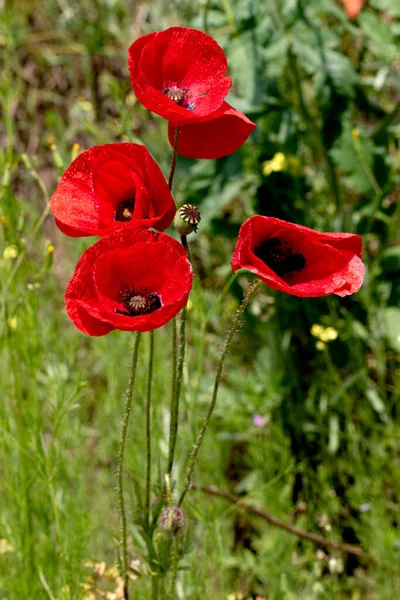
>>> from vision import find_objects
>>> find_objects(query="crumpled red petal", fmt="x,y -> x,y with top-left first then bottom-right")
168,103 -> 256,159
231,216 -> 364,298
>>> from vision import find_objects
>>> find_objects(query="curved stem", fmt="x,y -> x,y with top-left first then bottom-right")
168,127 -> 180,190
145,331 -> 155,529
178,280 -> 263,506
193,484 -> 373,563
117,332 -> 142,600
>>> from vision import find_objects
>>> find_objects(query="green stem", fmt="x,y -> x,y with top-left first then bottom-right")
168,127 -> 180,190
145,331 -> 155,529
117,332 -> 142,600
167,235 -> 190,475
193,273 -> 238,404
167,304 -> 187,475
168,537 -> 179,599
152,576 -> 159,600
178,280 -> 263,506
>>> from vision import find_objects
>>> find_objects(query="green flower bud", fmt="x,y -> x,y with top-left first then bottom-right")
160,507 -> 185,535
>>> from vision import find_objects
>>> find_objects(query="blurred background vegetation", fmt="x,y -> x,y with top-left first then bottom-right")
1,0 -> 400,598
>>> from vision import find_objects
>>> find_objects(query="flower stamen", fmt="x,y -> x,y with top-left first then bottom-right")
254,237 -> 306,278
162,82 -> 195,110
115,198 -> 135,222
116,288 -> 162,317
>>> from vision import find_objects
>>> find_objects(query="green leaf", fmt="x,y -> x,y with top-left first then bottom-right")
381,307 -> 400,351
328,414 -> 340,454
331,125 -> 376,194
381,246 -> 400,276
366,388 -> 387,419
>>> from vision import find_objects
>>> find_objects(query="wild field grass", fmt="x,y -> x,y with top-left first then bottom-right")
1,0 -> 400,598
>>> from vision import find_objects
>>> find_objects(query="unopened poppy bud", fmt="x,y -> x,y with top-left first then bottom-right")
174,204 -> 201,236
160,507 -> 185,535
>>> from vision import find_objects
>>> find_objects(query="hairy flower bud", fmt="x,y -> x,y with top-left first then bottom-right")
174,204 -> 201,236
160,507 -> 185,535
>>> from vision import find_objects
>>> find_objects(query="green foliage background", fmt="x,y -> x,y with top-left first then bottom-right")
1,0 -> 400,598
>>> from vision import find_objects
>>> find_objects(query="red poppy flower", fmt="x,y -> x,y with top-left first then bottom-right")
128,27 -> 232,125
168,103 -> 256,159
65,229 -> 193,336
231,216 -> 364,298
343,0 -> 364,19
50,143 -> 176,237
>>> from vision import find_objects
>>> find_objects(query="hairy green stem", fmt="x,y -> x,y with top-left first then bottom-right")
168,537 -> 179,599
178,280 -> 263,506
167,235 -> 190,475
152,576 -> 159,600
117,332 -> 142,600
145,331 -> 154,529
167,303 -> 187,475
168,127 -> 180,190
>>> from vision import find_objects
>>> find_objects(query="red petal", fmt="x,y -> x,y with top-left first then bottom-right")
169,103 -> 256,159
65,229 -> 193,336
51,143 -> 176,237
231,216 -> 364,298
343,0 -> 364,19
128,27 -> 231,124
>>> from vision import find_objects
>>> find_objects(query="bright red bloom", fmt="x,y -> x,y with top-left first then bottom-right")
128,27 -> 232,125
231,216 -> 364,298
168,103 -> 256,159
343,0 -> 364,19
50,143 -> 176,237
65,229 -> 193,336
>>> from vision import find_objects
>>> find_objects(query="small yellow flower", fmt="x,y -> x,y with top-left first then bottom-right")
0,216 -> 7,226
72,143 -> 80,153
125,92 -> 137,107
187,299 -> 193,311
0,539 -> 13,554
3,245 -> 18,260
322,326 -> 338,342
311,324 -> 324,338
351,128 -> 359,139
311,324 -> 338,343
7,316 -> 17,330
316,340 -> 327,351
47,244 -> 55,254
48,136 -> 55,145
262,152 -> 286,176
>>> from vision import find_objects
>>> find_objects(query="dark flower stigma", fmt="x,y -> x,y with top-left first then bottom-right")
254,237 -> 306,278
162,83 -> 195,110
116,288 -> 162,317
115,198 -> 135,222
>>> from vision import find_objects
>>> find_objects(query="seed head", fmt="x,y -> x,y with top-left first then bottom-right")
174,204 -> 201,236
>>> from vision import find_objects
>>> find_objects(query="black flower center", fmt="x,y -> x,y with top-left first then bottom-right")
115,198 -> 135,222
115,287 -> 161,317
162,83 -> 195,110
254,237 -> 306,278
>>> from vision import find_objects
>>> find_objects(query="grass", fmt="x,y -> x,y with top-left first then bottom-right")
1,0 -> 400,598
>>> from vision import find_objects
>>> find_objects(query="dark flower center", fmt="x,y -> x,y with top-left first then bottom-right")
162,83 -> 195,110
115,287 -> 161,317
254,237 -> 306,278
115,198 -> 135,222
